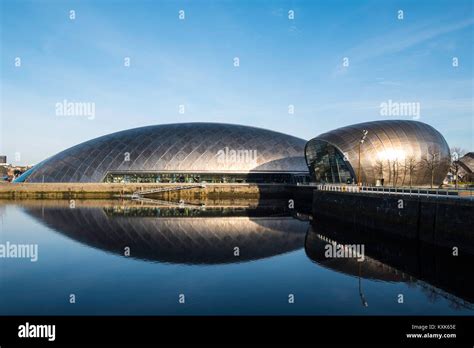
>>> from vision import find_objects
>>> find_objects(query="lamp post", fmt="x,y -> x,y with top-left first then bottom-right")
358,263 -> 368,307
357,129 -> 368,186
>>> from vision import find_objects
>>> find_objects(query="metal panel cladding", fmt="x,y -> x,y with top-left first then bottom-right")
305,120 -> 451,187
18,123 -> 308,183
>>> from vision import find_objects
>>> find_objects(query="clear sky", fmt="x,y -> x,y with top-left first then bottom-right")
1,0 -> 473,165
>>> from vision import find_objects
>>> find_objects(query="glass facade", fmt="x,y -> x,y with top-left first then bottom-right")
305,140 -> 354,184
104,172 -> 308,184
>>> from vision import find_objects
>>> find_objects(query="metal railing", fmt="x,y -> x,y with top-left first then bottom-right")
297,183 -> 474,200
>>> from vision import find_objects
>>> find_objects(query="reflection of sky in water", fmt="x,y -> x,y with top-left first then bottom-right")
0,203 -> 472,315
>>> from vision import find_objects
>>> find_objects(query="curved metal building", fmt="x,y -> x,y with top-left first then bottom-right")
16,123 -> 308,183
305,120 -> 450,187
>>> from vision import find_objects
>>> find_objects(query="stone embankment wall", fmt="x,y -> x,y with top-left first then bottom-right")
0,183 -> 291,199
312,191 -> 474,253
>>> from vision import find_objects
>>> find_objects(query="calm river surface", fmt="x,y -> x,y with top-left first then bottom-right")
0,199 -> 472,315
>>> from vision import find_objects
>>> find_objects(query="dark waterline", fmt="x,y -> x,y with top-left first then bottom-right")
0,200 -> 472,315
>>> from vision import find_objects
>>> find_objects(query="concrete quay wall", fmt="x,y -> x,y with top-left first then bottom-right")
312,191 -> 474,253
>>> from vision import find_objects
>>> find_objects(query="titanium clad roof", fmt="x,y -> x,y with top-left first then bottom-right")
305,120 -> 450,186
18,123 -> 308,183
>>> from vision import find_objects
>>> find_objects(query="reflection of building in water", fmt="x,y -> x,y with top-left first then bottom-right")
24,204 -> 308,264
305,222 -> 474,308
305,230 -> 410,283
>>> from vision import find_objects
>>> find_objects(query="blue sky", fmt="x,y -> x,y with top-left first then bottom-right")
1,0 -> 473,165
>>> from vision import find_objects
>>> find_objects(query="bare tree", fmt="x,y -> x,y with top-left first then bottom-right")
422,145 -> 447,188
450,147 -> 465,189
374,159 -> 384,185
403,156 -> 419,188
383,158 -> 401,187
386,159 -> 392,185
391,159 -> 401,187
401,158 -> 407,186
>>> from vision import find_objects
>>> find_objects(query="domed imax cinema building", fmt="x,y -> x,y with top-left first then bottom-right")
15,120 -> 451,187
305,120 -> 450,187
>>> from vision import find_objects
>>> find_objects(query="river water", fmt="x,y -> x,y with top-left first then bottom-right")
0,199 -> 472,315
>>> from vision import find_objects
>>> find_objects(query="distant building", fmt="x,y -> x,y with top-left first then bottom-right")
456,152 -> 474,182
1,165 -> 31,181
0,156 -> 7,165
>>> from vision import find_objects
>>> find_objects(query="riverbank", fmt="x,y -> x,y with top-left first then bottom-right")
0,182 -> 293,199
